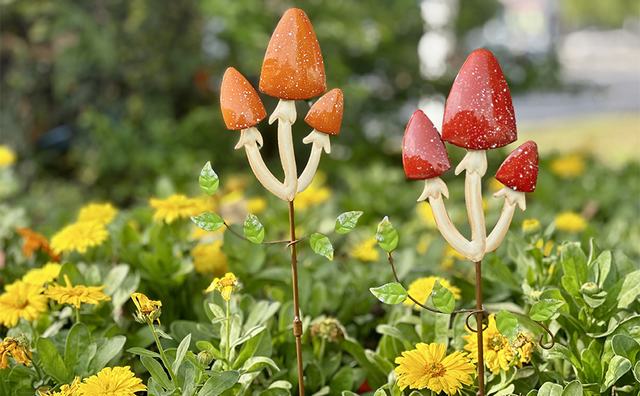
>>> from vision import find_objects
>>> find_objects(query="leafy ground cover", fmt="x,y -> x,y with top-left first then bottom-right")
0,140 -> 639,395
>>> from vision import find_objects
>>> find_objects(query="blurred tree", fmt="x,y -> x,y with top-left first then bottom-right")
560,0 -> 640,28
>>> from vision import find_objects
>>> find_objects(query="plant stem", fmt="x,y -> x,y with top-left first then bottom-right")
74,307 -> 81,324
225,299 -> 231,367
149,321 -> 178,389
288,200 -> 305,396
475,260 -> 485,396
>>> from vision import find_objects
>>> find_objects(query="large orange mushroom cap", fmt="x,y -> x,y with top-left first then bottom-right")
304,88 -> 343,135
259,8 -> 326,100
220,67 -> 267,131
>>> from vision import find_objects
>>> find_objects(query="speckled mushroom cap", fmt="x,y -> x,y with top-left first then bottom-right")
442,48 -> 517,150
220,67 -> 267,131
402,110 -> 451,180
259,8 -> 326,100
304,89 -> 343,135
496,141 -> 539,192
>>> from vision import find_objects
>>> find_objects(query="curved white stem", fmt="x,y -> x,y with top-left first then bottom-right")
418,178 -> 478,261
235,127 -> 288,201
486,188 -> 526,253
297,130 -> 331,193
270,100 -> 298,201
456,150 -> 487,260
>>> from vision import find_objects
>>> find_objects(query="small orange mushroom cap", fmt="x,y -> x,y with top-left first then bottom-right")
259,8 -> 326,100
220,67 -> 267,130
304,88 -> 343,135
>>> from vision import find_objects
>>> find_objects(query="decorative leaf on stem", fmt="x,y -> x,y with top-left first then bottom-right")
191,212 -> 224,232
199,161 -> 219,195
335,211 -> 363,234
310,233 -> 334,260
243,214 -> 265,244
369,282 -> 407,305
376,216 -> 398,253
430,281 -> 455,314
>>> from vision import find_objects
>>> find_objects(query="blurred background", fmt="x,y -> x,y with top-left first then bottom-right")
1,0 -> 639,227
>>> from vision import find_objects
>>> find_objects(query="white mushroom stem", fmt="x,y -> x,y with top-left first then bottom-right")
486,188 -> 526,253
455,150 -> 488,260
418,177 -> 480,260
269,99 -> 298,201
297,130 -> 331,193
235,127 -> 288,201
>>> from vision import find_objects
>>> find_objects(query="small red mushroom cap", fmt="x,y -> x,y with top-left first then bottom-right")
304,88 -> 343,135
259,8 -> 326,100
496,141 -> 539,192
402,110 -> 451,180
220,67 -> 266,131
442,48 -> 517,150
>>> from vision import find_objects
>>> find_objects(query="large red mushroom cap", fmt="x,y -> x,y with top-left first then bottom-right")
304,88 -> 343,135
402,110 -> 451,180
259,8 -> 326,100
496,141 -> 539,192
442,48 -> 517,150
220,67 -> 267,131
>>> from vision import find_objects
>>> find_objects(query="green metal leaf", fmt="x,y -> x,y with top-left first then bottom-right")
243,214 -> 265,244
199,161 -> 219,195
376,216 -> 398,253
190,212 -> 224,232
310,233 -> 334,261
370,282 -> 407,305
431,281 -> 455,314
335,211 -> 363,234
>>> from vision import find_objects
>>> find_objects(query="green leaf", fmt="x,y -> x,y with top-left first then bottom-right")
37,338 -> 71,384
618,269 -> 640,308
197,371 -> 240,396
370,282 -> 407,305
241,356 -> 279,373
199,161 -> 219,195
89,336 -> 126,372
127,347 -> 161,359
495,310 -> 519,340
611,334 -> 640,363
64,323 -> 90,373
243,214 -> 265,244
591,251 -> 611,287
335,211 -> 363,234
431,281 -> 455,314
172,333 -> 191,374
191,212 -> 224,232
376,216 -> 398,253
562,381 -> 583,396
601,355 -> 632,391
141,356 -> 173,390
633,361 -> 640,383
310,233 -> 334,261
538,382 -> 563,396
529,299 -> 565,321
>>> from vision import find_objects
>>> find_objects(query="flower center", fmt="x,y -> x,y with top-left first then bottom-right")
426,362 -> 446,377
488,335 -> 505,351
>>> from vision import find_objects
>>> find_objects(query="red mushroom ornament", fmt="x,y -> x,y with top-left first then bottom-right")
496,141 -> 539,193
402,110 -> 451,180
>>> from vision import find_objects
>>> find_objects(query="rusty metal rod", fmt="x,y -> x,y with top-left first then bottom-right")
288,200 -> 305,395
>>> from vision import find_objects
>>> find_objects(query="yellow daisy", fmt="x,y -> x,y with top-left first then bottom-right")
130,292 -> 162,324
0,280 -> 48,327
416,235 -> 432,255
77,203 -> 118,225
295,175 -> 331,210
416,202 -> 437,228
464,314 -> 514,374
77,366 -> 146,396
205,272 -> 238,301
50,221 -> 108,254
513,332 -> 535,366
554,212 -> 587,233
404,276 -> 461,309
521,218 -> 541,233
22,263 -> 62,286
17,227 -> 60,261
395,343 -> 475,394
441,245 -> 465,270
350,237 -> 380,262
550,153 -> 585,179
0,145 -> 16,167
191,241 -> 228,275
149,194 -> 204,224
37,377 -> 81,396
0,337 -> 31,368
247,197 -> 267,214
45,275 -> 110,309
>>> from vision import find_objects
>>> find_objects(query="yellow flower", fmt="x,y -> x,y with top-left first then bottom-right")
394,343 -> 475,394
51,221 -> 108,255
464,314 -> 514,374
149,194 -> 204,224
77,366 -> 146,396
0,280 -> 48,327
0,145 -> 16,167
441,245 -> 465,270
416,202 -> 437,228
416,235 -> 432,255
22,263 -> 62,286
247,197 -> 267,214
295,175 -> 331,210
535,239 -> 554,257
522,218 -> 541,233
38,377 -> 81,396
554,212 -> 587,233
205,272 -> 238,301
45,275 -> 110,309
550,153 -> 585,178
77,203 -> 118,225
404,276 -> 461,309
191,241 -> 228,275
17,227 -> 60,261
130,292 -> 162,324
350,238 -> 380,262
489,178 -> 503,193
0,337 -> 31,368
513,332 -> 535,366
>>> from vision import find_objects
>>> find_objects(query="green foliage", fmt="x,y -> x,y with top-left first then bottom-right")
191,212 -> 224,232
335,211 -> 363,234
376,216 -> 399,253
199,162 -> 219,195
370,283 -> 407,305
309,233 -> 334,261
243,214 -> 265,244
